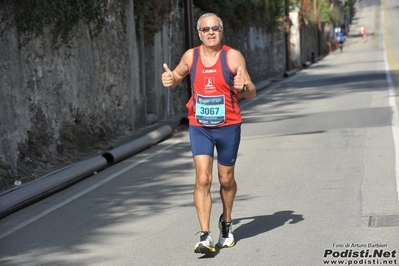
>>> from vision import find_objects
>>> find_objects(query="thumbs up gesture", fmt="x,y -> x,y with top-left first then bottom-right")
161,63 -> 175,88
233,66 -> 245,92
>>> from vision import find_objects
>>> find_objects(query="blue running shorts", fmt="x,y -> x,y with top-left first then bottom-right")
189,124 -> 241,166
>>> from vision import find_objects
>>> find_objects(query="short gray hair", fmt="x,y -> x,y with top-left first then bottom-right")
196,13 -> 223,31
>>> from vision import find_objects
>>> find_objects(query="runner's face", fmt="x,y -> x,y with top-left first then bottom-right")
198,15 -> 223,47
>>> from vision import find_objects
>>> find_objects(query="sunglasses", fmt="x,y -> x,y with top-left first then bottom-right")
199,25 -> 222,32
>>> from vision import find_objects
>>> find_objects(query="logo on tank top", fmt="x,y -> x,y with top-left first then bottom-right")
204,77 -> 216,93
202,69 -> 217,73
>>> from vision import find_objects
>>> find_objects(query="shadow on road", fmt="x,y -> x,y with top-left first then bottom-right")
197,211 -> 304,259
234,211 -> 304,243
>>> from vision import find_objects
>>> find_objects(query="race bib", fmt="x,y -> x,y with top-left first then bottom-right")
195,94 -> 225,126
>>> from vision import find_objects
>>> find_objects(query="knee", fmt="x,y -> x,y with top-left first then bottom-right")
196,173 -> 212,188
219,175 -> 236,189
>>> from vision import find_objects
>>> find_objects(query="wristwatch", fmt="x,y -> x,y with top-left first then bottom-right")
240,84 -> 247,93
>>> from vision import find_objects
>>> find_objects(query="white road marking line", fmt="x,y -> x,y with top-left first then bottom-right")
382,0 -> 399,205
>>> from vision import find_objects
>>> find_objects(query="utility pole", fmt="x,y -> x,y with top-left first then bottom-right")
285,0 -> 292,70
314,0 -> 317,17
314,0 -> 322,57
317,0 -> 322,56
184,0 -> 194,100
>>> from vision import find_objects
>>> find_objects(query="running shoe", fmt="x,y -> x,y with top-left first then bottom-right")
194,231 -> 216,253
218,214 -> 236,248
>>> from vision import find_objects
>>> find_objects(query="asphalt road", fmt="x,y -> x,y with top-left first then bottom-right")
1,0 -> 399,265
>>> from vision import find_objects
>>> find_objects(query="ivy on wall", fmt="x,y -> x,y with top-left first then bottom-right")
134,0 -> 172,45
192,0 -> 285,32
0,0 -> 294,49
1,0 -> 105,49
0,0 -> 173,48
0,0 -> 354,50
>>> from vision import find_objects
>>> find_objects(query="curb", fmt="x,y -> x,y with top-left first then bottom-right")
0,125 -> 173,219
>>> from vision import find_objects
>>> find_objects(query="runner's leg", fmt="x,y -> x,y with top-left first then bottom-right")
218,163 -> 237,222
194,155 -> 213,232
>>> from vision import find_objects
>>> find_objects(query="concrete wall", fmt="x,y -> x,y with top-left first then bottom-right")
0,0 -> 142,188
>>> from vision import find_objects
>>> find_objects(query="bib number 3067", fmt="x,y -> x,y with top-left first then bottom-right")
199,107 -> 220,115
195,94 -> 226,127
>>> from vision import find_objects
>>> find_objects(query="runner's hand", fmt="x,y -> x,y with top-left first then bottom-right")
233,66 -> 245,92
162,63 -> 175,88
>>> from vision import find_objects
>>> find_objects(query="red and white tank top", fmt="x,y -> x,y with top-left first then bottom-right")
186,45 -> 242,127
